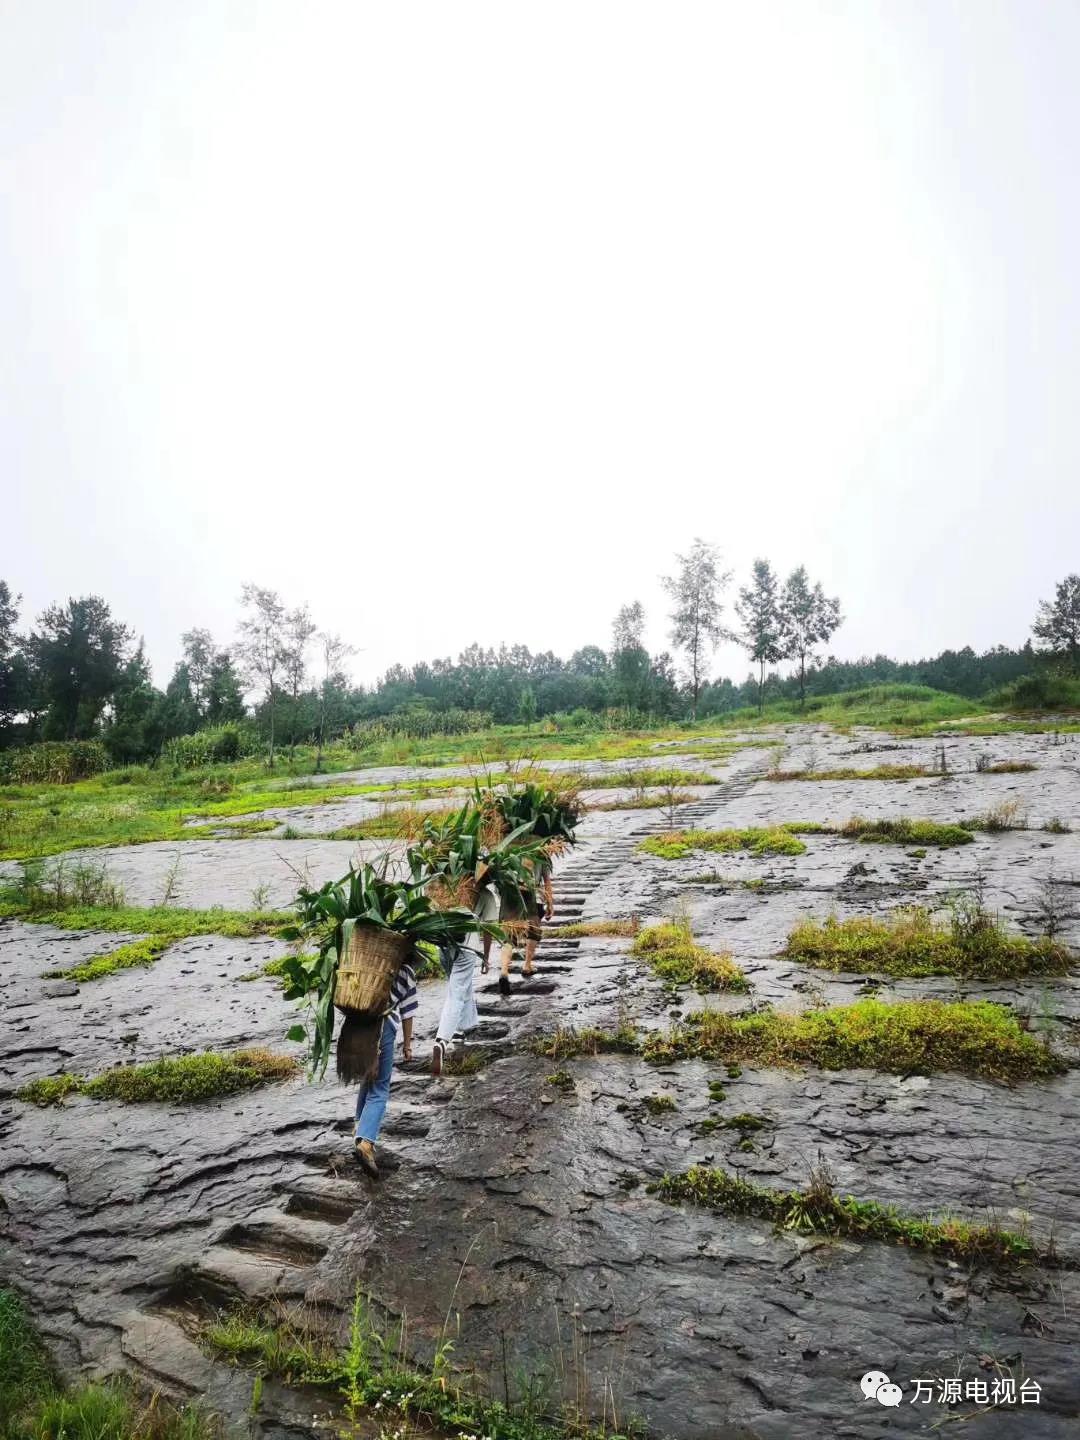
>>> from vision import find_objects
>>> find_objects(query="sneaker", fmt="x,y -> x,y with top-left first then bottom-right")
450,1031 -> 466,1055
431,1040 -> 446,1077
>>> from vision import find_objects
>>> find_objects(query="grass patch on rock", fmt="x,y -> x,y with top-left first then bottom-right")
572,767 -> 721,789
785,908 -> 1072,980
45,934 -> 179,983
653,1166 -> 1048,1266
645,999 -> 1065,1082
17,1048 -> 298,1107
588,789 -> 697,811
631,920 -> 747,992
534,999 -> 1064,1082
785,817 -> 975,847
551,917 -> 641,938
766,764 -> 928,781
639,827 -> 806,859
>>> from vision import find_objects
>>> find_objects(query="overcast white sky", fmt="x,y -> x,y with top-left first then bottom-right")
3,1 -> 1078,689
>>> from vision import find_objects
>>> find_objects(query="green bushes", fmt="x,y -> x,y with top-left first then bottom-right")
0,740 -> 108,785
162,723 -> 259,769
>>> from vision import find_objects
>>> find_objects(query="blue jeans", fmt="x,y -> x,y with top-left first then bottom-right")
354,1016 -> 397,1143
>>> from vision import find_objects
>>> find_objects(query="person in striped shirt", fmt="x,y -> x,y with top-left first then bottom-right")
354,961 -> 418,1178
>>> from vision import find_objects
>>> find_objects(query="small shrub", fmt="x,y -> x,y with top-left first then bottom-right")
162,724 -> 260,770
964,799 -> 1029,832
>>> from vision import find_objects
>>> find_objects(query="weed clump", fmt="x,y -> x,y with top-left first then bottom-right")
640,827 -> 806,860
785,907 -> 1072,980
17,1048 -> 299,1107
653,1166 -> 1046,1265
631,920 -> 747,992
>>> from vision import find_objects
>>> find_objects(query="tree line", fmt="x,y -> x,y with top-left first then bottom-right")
1,551 -> 1077,766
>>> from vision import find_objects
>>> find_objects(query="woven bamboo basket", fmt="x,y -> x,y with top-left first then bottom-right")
334,923 -> 412,1017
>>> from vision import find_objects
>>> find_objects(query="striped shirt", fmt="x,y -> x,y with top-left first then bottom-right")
385,963 -> 418,1032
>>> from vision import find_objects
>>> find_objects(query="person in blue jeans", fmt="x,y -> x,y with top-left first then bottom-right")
354,961 -> 418,1178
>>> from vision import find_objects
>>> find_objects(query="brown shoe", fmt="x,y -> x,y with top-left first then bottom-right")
354,1138 -> 379,1178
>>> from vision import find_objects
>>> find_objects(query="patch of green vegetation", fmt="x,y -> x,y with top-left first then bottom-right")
532,1024 -> 641,1062
571,767 -> 721,789
723,1112 -> 772,1132
640,827 -> 806,859
785,908 -> 1072,980
445,1048 -> 491,1075
0,1287 -> 219,1440
17,1048 -> 298,1106
589,790 -> 697,811
1044,816 -> 1072,834
962,800 -> 1029,833
546,1069 -> 576,1093
44,934 -> 178,983
766,764 -> 928,781
653,1166 -> 1048,1265
184,817 -> 283,838
202,1291 -> 641,1440
643,999 -> 1065,1083
550,917 -> 641,937
783,817 -> 975,847
982,760 -> 1037,774
0,886 -> 292,939
0,763 -> 410,860
631,920 -> 747,992
698,684 -> 986,732
533,999 -> 1064,1083
644,1093 -> 676,1113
